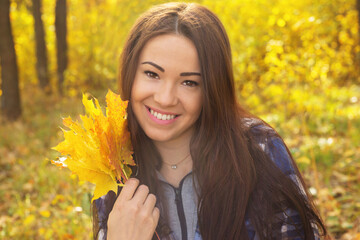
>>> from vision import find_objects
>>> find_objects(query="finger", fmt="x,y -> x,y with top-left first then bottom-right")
143,193 -> 157,212
152,207 -> 160,223
132,184 -> 150,204
118,178 -> 139,201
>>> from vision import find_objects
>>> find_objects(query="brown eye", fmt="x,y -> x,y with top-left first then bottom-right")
182,80 -> 199,87
144,71 -> 159,79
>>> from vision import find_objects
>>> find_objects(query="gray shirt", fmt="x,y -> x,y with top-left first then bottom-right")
157,171 -> 199,240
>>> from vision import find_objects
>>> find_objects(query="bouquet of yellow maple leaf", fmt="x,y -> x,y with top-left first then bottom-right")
52,89 -> 135,202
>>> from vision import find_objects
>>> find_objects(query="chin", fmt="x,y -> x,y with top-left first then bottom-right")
146,133 -> 174,143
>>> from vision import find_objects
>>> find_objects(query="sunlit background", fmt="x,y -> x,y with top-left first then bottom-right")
0,0 -> 359,239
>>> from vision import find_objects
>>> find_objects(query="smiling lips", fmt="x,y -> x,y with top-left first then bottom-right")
146,106 -> 179,124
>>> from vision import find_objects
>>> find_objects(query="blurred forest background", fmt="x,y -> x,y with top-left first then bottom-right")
0,0 -> 359,239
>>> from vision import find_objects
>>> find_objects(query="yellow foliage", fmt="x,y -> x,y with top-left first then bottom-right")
2,0 -> 359,239
24,214 -> 36,226
297,156 -> 311,165
39,210 -> 51,218
52,90 -> 134,201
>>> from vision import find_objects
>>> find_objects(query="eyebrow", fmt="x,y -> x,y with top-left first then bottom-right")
180,72 -> 201,76
141,61 -> 201,77
141,61 -> 164,72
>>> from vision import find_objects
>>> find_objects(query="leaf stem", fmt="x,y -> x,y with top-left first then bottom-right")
116,168 -> 127,184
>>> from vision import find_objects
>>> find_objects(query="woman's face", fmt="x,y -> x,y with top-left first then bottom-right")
131,34 -> 203,145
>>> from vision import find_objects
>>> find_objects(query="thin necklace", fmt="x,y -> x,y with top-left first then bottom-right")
162,153 -> 191,169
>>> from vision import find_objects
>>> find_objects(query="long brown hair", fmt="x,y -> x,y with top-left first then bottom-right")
98,2 -> 327,239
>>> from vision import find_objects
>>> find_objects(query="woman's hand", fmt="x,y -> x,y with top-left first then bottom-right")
107,178 -> 160,240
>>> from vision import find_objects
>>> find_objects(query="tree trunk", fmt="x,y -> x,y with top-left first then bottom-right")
0,0 -> 22,121
357,0 -> 360,46
356,0 -> 360,78
55,0 -> 67,95
32,0 -> 50,93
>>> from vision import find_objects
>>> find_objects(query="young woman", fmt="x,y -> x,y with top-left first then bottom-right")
93,2 -> 327,240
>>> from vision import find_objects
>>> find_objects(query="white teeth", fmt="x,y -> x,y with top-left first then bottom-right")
149,108 -> 176,120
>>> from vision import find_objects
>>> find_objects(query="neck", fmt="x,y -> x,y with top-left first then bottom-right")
155,142 -> 190,164
153,127 -> 193,166
159,156 -> 193,188
153,131 -> 193,187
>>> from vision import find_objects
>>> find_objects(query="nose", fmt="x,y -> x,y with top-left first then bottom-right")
153,81 -> 178,107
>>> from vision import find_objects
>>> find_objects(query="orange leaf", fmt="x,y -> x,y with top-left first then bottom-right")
52,89 -> 134,202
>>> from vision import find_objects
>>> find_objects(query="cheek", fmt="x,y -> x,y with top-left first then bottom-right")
130,80 -> 144,117
194,101 -> 203,117
131,77 -> 145,102
186,94 -> 203,117
131,73 -> 156,102
130,75 -> 139,97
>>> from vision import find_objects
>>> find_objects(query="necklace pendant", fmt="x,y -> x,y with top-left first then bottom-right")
171,165 -> 177,169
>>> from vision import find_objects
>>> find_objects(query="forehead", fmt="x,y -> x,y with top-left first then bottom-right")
139,34 -> 201,71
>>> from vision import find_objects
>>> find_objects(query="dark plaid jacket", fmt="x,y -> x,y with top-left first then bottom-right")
93,118 -> 321,240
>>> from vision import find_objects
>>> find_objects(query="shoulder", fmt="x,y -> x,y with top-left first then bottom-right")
241,117 -> 296,176
242,119 -> 319,239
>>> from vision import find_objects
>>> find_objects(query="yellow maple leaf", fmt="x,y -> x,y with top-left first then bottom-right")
52,89 -> 135,202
